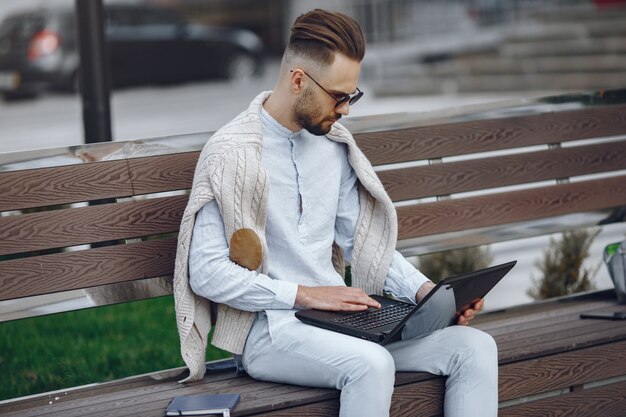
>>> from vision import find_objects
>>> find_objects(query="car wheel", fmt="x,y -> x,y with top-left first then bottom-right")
227,53 -> 257,82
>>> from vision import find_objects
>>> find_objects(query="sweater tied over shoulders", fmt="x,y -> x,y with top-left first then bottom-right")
173,91 -> 398,382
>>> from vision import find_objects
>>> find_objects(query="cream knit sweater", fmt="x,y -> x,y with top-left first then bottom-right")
174,91 -> 398,382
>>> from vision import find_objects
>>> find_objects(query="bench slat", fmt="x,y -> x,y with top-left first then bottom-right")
474,292 -> 617,330
127,152 -> 197,195
499,325 -> 626,364
478,300 -> 617,332
499,379 -> 626,417
396,175 -> 626,240
247,377 -> 445,417
356,104 -> 626,165
498,340 -> 626,402
0,161 -> 133,212
380,140 -> 626,200
0,196 -> 186,256
495,315 -> 626,357
0,238 -> 176,300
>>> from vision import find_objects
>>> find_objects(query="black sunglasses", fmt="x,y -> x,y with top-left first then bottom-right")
292,69 -> 363,108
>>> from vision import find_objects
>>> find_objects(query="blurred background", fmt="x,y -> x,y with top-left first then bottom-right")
1,0 -> 625,400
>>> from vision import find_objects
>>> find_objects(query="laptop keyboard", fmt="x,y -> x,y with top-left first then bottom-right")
331,303 -> 414,330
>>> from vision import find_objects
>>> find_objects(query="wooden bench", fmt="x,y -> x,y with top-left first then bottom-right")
1,89 -> 626,416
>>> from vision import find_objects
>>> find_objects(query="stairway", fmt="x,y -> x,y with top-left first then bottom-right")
365,4 -> 626,95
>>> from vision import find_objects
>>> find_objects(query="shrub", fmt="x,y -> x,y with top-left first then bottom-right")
527,228 -> 600,300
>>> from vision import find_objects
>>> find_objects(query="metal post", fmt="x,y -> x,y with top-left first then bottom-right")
75,0 -> 112,143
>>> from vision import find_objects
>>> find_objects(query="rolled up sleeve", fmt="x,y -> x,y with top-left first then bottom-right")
384,252 -> 431,304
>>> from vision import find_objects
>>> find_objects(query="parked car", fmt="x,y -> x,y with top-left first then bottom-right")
0,4 -> 264,100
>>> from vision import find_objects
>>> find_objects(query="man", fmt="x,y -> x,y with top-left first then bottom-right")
174,9 -> 497,417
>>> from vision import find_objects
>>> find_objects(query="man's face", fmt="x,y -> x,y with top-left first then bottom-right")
294,53 -> 361,136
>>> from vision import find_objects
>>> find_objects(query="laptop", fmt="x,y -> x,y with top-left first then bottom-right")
295,260 -> 516,345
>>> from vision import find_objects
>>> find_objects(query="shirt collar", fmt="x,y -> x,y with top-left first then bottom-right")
260,105 -> 302,138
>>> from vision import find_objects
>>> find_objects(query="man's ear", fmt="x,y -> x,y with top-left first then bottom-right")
289,69 -> 305,94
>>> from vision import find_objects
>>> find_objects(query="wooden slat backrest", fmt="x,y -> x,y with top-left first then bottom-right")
0,152 -> 200,213
0,160 -> 133,212
0,153 -> 196,301
0,196 -> 186,256
127,152 -> 198,195
396,175 -> 626,240
0,239 -> 177,301
354,104 -> 626,164
1,103 -> 625,303
378,141 -> 626,201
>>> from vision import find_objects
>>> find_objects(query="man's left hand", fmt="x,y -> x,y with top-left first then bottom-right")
457,299 -> 484,326
416,281 -> 484,326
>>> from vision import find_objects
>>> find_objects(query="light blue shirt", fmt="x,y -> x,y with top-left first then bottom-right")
189,107 -> 430,329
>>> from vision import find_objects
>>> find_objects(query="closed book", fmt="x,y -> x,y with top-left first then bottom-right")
166,393 -> 241,416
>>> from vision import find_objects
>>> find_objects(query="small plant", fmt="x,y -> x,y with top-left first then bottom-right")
528,228 -> 601,300
418,246 -> 493,283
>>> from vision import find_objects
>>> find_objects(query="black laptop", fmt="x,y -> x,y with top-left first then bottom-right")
295,261 -> 516,345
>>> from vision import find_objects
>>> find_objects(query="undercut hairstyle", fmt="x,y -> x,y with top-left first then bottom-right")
287,9 -> 365,65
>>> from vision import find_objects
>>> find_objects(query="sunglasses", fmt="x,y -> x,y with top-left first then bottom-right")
292,69 -> 363,108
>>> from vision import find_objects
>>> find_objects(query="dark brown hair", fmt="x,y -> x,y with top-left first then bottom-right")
287,9 -> 365,64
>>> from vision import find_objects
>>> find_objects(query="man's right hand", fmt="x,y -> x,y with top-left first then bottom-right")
295,286 -> 381,311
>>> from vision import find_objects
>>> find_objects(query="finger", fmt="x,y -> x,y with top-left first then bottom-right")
345,291 -> 381,308
464,310 -> 475,322
339,303 -> 370,311
473,299 -> 485,312
365,296 -> 382,308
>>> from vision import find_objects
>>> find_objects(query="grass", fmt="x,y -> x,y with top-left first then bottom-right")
0,295 -> 230,401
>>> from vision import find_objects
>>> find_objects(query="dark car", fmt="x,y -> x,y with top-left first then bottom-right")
0,4 -> 264,100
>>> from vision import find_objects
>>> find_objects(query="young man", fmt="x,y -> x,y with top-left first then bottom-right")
174,9 -> 497,417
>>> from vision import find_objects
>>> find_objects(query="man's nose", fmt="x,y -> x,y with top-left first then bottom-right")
336,101 -> 350,116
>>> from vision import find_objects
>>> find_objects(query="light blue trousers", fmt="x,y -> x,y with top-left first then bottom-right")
242,313 -> 498,417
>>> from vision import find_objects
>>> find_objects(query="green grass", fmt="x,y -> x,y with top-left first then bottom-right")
0,296 -> 230,401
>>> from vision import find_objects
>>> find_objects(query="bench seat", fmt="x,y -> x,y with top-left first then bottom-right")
2,290 -> 624,417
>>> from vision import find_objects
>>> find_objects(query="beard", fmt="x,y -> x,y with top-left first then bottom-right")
294,87 -> 341,136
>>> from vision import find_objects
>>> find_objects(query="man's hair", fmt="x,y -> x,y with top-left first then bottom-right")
287,9 -> 365,65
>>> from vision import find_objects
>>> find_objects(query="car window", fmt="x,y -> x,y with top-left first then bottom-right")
106,7 -> 182,29
0,14 -> 44,41
105,6 -> 183,40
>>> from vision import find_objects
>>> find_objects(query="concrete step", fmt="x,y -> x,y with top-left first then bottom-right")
428,55 -> 626,76
372,72 -> 626,96
524,4 -> 626,24
501,16 -> 626,44
500,36 -> 626,57
364,5 -> 626,95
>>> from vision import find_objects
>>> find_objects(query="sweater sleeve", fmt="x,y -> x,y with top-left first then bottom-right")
189,200 -> 298,311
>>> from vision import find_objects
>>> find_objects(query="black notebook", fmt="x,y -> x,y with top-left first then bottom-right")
166,393 -> 240,416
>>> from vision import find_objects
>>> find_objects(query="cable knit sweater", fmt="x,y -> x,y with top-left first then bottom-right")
174,91 -> 398,382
